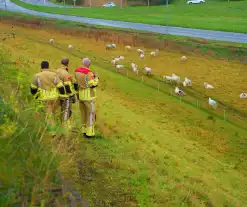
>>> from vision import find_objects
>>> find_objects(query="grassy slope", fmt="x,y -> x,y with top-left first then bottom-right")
2,22 -> 247,206
10,0 -> 247,33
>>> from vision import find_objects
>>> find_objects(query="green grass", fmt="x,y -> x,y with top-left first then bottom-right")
10,0 -> 247,33
0,47 -> 82,206
2,17 -> 247,206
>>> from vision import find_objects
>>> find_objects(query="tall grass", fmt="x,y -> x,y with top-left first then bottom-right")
0,48 -> 69,206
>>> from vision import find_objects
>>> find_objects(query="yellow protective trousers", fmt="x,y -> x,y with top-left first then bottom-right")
79,100 -> 96,137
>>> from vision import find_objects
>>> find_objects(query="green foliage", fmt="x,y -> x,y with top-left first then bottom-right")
0,50 -> 62,206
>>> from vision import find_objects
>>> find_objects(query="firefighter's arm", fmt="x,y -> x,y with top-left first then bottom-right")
30,76 -> 39,99
54,76 -> 66,98
88,72 -> 99,88
63,73 -> 75,97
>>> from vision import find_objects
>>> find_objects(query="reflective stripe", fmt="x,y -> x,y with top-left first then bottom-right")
30,83 -> 37,89
37,87 -> 59,101
89,101 -> 95,126
56,82 -> 64,88
54,77 -> 57,85
37,77 -> 41,88
64,98 -> 70,121
84,75 -> 88,88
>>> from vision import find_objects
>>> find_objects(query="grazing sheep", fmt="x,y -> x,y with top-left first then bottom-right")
175,87 -> 185,96
140,53 -> 145,59
106,44 -> 116,50
111,59 -> 117,65
183,77 -> 192,87
125,45 -> 132,50
68,45 -> 73,49
143,66 -> 152,76
181,56 -> 187,63
163,75 -> 173,83
209,97 -> 217,109
119,56 -> 124,60
150,49 -> 159,56
204,82 -> 214,89
171,74 -> 181,85
137,49 -> 144,54
240,93 -> 247,99
131,63 -> 138,75
49,39 -> 54,44
115,64 -> 124,70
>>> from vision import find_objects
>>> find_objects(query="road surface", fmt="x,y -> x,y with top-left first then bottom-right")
1,0 -> 247,43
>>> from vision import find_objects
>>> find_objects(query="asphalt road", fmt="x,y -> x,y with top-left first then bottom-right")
1,0 -> 247,44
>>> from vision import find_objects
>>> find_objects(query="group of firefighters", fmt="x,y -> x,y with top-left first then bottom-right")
30,57 -> 99,138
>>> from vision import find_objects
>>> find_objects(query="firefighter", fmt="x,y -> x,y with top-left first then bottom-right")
30,61 -> 66,136
56,58 -> 76,131
74,58 -> 99,138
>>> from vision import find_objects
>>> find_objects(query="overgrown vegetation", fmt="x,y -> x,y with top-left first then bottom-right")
0,46 -> 82,206
10,0 -> 247,33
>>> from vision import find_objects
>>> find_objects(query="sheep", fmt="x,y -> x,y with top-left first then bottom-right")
131,63 -> 138,75
115,64 -> 124,70
204,82 -> 214,89
175,87 -> 185,96
140,53 -> 145,59
111,57 -> 121,65
163,75 -> 173,83
68,44 -> 73,50
125,45 -> 132,50
183,77 -> 192,87
150,49 -> 159,56
240,93 -> 247,99
49,39 -> 54,44
143,66 -> 152,76
208,97 -> 217,109
181,55 -> 187,63
137,49 -> 144,54
106,44 -> 116,50
119,56 -> 124,60
171,74 -> 181,85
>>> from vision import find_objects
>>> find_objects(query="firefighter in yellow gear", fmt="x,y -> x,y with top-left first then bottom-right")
56,58 -> 76,131
30,61 -> 66,136
74,58 -> 99,138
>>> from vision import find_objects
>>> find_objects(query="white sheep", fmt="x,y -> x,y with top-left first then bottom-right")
163,75 -> 173,83
181,55 -> 187,63
106,44 -> 116,50
209,97 -> 217,109
119,56 -> 124,60
115,64 -> 124,70
143,66 -> 152,76
125,45 -> 132,50
183,77 -> 192,87
171,74 -> 181,85
140,53 -> 145,59
204,82 -> 214,89
133,67 -> 139,75
240,93 -> 247,99
68,45 -> 73,50
137,49 -> 144,54
175,87 -> 185,96
49,39 -> 54,44
150,49 -> 159,56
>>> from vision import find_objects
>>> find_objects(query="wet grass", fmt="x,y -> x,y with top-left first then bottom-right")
1,22 -> 247,206
10,0 -> 247,33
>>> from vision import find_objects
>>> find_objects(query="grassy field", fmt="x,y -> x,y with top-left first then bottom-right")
1,20 -> 247,206
11,0 -> 247,33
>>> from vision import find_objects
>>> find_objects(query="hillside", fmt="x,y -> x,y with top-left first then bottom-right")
1,19 -> 247,206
